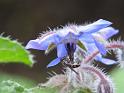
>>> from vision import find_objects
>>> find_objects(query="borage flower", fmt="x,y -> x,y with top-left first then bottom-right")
26,19 -> 113,67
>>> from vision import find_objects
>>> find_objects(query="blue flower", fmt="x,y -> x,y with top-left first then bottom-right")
82,27 -> 119,65
26,19 -> 114,67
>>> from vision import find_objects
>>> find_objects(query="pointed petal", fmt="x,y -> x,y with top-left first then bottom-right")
79,19 -> 112,33
84,43 -> 97,53
47,58 -> 61,68
26,34 -> 60,50
93,38 -> 107,55
95,53 -> 117,65
97,27 -> 119,39
25,39 -> 45,50
79,33 -> 94,43
98,58 -> 117,65
39,34 -> 60,50
57,44 -> 67,58
80,34 -> 106,55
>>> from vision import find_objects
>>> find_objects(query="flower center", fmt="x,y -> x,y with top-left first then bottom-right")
65,43 -> 76,62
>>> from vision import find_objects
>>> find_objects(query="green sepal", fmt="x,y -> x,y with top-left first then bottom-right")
45,43 -> 56,55
77,40 -> 87,51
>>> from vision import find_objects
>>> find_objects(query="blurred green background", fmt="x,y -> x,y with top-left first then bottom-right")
0,0 -> 124,92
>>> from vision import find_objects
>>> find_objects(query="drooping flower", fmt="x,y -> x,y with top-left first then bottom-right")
26,19 -> 115,67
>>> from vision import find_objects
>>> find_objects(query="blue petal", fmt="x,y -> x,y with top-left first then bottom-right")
79,19 -> 112,34
79,33 -> 94,43
97,27 -> 119,39
26,34 -> 60,50
79,34 -> 107,55
47,58 -> 61,68
84,43 -> 97,53
57,44 -> 67,58
40,34 -> 60,50
93,38 -> 107,55
96,57 -> 117,65
25,39 -> 45,50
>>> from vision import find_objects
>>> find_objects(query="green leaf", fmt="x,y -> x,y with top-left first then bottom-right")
0,36 -> 34,67
77,40 -> 87,51
0,80 -> 59,93
0,72 -> 36,88
0,80 -> 26,93
30,87 -> 59,93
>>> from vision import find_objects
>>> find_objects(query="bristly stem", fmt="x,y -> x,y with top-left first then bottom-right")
80,66 -> 106,81
80,65 -> 114,93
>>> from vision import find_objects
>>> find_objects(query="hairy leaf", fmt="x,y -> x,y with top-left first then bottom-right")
0,80 -> 59,93
0,36 -> 34,66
